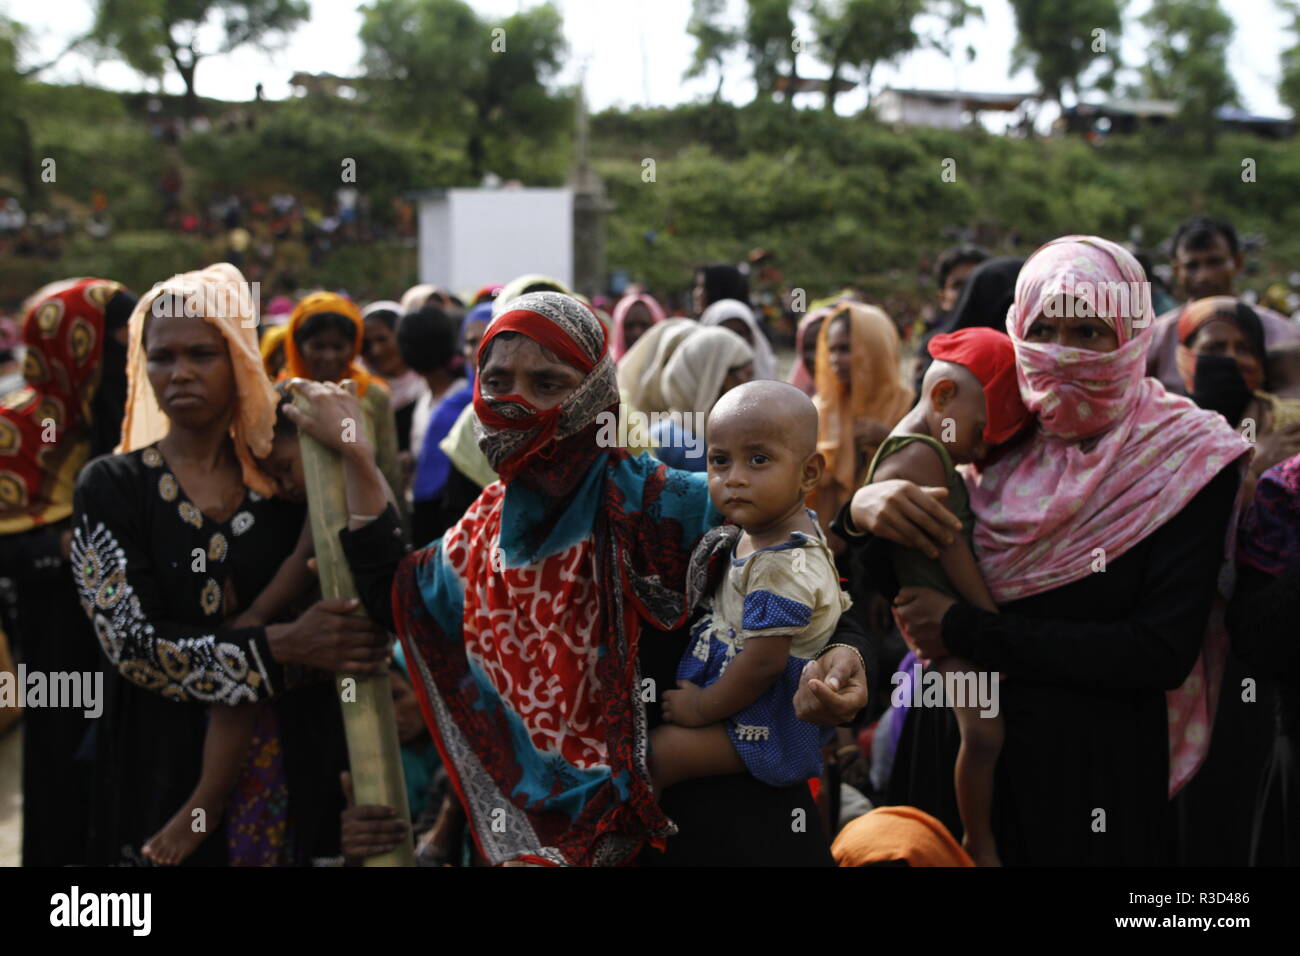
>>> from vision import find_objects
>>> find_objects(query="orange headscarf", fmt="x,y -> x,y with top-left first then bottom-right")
832,806 -> 975,867
807,302 -> 913,528
118,262 -> 278,497
279,291 -> 379,397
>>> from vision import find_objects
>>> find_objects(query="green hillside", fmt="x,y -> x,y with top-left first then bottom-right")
3,86 -> 1298,310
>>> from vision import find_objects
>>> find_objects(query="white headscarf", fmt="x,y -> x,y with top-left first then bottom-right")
616,318 -> 698,414
661,326 -> 754,421
362,299 -> 403,320
699,298 -> 776,380
399,283 -> 440,315
491,274 -> 573,318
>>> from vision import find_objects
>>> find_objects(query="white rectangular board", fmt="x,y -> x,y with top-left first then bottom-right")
418,188 -> 573,297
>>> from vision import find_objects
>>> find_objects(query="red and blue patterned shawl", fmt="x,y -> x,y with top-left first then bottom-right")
391,293 -> 719,865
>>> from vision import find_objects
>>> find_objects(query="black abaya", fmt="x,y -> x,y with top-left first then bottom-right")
1229,560 -> 1300,865
1,524 -> 99,867
841,464 -> 1240,865
71,448 -> 347,866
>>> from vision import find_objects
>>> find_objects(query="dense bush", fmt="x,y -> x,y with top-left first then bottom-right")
594,104 -> 1300,303
0,232 -> 205,307
180,102 -> 471,219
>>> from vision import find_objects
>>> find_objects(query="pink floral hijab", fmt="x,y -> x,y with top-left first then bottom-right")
966,235 -> 1251,795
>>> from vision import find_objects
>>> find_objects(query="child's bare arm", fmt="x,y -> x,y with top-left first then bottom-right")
663,634 -> 793,727
939,537 -> 998,613
872,437 -> 997,612
233,520 -> 315,627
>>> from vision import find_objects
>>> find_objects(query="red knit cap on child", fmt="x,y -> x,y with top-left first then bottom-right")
926,327 -> 1032,446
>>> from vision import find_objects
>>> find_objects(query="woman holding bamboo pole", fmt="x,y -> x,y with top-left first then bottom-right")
287,291 -> 873,866
71,263 -> 390,866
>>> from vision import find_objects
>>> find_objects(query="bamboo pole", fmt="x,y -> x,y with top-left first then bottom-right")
294,391 -> 415,867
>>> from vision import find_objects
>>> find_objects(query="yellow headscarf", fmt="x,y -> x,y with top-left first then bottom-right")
117,262 -> 278,497
807,302 -> 913,529
259,323 -> 290,378
279,291 -> 380,397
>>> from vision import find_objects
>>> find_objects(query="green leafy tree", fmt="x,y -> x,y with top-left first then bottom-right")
686,0 -> 740,101
0,17 -> 24,117
0,16 -> 50,203
1279,0 -> 1300,118
91,0 -> 308,118
1140,0 -> 1238,149
1007,0 -> 1123,109
744,0 -> 796,101
812,0 -> 980,113
359,0 -> 566,180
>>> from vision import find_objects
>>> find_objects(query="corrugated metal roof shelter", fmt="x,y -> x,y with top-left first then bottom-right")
875,88 -> 1031,130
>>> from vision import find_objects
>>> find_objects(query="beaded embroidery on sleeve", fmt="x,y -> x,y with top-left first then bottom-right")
72,520 -> 275,704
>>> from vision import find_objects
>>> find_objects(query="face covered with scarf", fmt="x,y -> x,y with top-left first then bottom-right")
948,235 -> 1249,799
1175,296 -> 1267,395
393,291 -> 716,865
472,292 -> 620,491
970,235 -> 1249,599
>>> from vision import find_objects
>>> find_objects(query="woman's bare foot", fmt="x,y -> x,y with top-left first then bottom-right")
142,801 -> 216,866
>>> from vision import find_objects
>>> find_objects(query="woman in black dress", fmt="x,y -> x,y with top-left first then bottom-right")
71,263 -> 390,865
841,237 -> 1249,865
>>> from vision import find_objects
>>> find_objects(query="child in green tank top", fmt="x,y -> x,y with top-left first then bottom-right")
866,327 -> 1030,867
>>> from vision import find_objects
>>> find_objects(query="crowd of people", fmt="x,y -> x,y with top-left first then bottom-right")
2,212 -> 1299,867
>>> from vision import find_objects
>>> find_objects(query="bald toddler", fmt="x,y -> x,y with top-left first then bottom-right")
650,381 -> 852,796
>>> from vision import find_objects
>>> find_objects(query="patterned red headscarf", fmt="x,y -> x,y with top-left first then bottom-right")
0,278 -> 124,533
